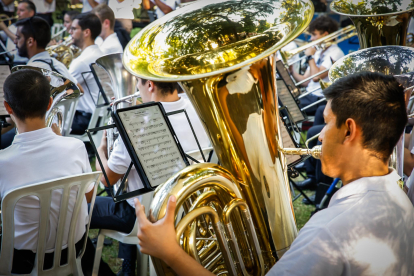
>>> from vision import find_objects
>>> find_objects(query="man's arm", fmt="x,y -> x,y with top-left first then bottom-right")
135,196 -> 214,276
95,130 -> 124,186
87,0 -> 100,8
153,0 -> 173,14
290,67 -> 312,87
0,22 -> 15,42
304,46 -> 329,82
142,0 -> 155,10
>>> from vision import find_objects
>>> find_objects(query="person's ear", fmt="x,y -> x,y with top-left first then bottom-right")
322,31 -> 329,37
343,118 -> 358,144
4,101 -> 13,115
104,19 -> 110,29
83,28 -> 91,38
27,36 -> 35,47
46,96 -> 53,111
148,80 -> 155,93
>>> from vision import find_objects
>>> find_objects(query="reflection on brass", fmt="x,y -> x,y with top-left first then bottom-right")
123,0 -> 315,275
46,38 -> 81,68
11,65 -> 81,132
331,0 -> 414,48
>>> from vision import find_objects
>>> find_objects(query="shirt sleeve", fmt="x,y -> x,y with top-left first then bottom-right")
107,137 -> 133,175
268,227 -> 345,276
69,59 -> 87,84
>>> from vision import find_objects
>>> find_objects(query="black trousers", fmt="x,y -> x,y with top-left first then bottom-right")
3,233 -> 114,275
71,111 -> 92,135
299,94 -> 325,115
0,127 -> 15,149
89,197 -> 137,261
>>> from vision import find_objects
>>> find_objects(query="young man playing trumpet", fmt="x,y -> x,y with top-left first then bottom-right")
134,72 -> 414,275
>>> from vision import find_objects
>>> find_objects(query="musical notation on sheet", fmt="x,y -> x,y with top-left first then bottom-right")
277,80 -> 305,123
0,66 -> 11,116
119,105 -> 186,187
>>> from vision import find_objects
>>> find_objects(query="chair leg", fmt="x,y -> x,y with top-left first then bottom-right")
74,257 -> 85,276
92,231 -> 106,276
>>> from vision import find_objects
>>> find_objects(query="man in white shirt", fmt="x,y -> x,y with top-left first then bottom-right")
0,69 -> 114,275
94,79 -> 210,276
142,0 -> 178,19
290,16 -> 344,114
92,4 -> 123,54
0,0 -> 35,65
32,0 -> 55,27
134,72 -> 414,276
69,13 -> 104,134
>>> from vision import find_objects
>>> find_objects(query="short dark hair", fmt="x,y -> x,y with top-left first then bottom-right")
323,71 -> 407,162
308,15 -> 338,34
92,4 -> 115,30
4,69 -> 50,120
15,16 -> 50,49
64,10 -> 80,21
18,0 -> 36,14
141,78 -> 180,96
74,13 -> 101,40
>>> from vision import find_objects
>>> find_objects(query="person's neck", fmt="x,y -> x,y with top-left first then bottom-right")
339,149 -> 389,185
28,48 -> 46,59
81,39 -> 94,51
14,117 -> 47,134
153,91 -> 180,103
101,29 -> 114,41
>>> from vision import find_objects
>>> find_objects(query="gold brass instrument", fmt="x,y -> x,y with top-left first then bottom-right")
280,25 -> 357,66
51,28 -> 68,41
0,15 -> 18,23
11,66 -> 82,133
331,0 -> 414,49
123,0 -> 318,275
46,37 -> 81,68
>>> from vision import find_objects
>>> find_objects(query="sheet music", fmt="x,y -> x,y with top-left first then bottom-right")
92,64 -> 115,99
280,122 -> 301,165
0,66 -> 11,116
119,105 -> 187,187
277,80 -> 305,123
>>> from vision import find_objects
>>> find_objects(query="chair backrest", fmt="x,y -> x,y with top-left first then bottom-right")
0,172 -> 101,276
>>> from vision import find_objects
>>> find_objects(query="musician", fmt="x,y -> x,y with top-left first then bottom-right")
92,4 -> 123,55
0,0 -> 15,19
94,79 -> 210,276
64,10 -> 79,33
68,13 -> 103,135
32,0 -> 55,27
0,69 -> 114,275
290,15 -> 344,113
15,17 -> 77,84
134,72 -> 414,275
0,0 -> 36,65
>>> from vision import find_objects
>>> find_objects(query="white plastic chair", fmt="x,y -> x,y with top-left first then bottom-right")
92,192 -> 153,276
0,172 -> 101,276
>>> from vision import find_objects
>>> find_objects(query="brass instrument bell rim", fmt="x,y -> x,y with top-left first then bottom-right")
328,45 -> 414,83
329,1 -> 414,17
122,0 -> 315,82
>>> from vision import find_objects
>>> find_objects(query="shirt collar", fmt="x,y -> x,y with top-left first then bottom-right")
329,169 -> 401,206
12,127 -> 56,145
104,33 -> 117,42
160,98 -> 186,113
28,51 -> 50,64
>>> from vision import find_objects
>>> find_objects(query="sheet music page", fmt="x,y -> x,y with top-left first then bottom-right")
277,80 -> 305,123
0,66 -> 11,116
119,105 -> 187,187
93,64 -> 115,99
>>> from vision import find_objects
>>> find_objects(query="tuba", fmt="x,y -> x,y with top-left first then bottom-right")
123,0 -> 318,275
95,53 -> 138,157
330,0 -> 414,49
11,66 -> 82,133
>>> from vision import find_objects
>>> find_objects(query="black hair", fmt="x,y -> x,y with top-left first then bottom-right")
15,16 -> 50,49
18,0 -> 36,14
141,78 -> 180,96
308,15 -> 338,34
323,71 -> 407,162
4,69 -> 51,120
74,13 -> 101,40
64,10 -> 80,21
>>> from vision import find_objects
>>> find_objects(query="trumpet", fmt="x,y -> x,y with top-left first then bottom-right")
280,25 -> 357,66
0,15 -> 18,23
51,28 -> 67,41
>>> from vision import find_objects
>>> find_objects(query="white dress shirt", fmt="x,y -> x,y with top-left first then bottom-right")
27,51 -> 77,85
270,169 -> 414,275
0,0 -> 14,12
99,33 -> 123,55
108,0 -> 141,19
69,44 -> 104,114
0,127 -> 93,252
32,0 -> 56,13
81,0 -> 105,13
306,44 -> 344,97
107,97 -> 210,207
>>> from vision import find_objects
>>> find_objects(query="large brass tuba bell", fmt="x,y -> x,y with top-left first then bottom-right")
123,0 -> 315,275
330,0 -> 414,48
